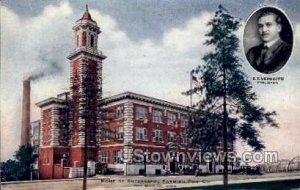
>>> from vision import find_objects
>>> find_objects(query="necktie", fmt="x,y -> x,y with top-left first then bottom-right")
261,46 -> 269,64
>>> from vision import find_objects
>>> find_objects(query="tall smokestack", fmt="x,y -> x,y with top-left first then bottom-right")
21,79 -> 30,145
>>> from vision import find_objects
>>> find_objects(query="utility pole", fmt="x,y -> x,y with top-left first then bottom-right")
82,74 -> 98,190
143,152 -> 147,176
82,73 -> 89,190
83,118 -> 88,190
222,66 -> 228,186
190,71 -> 193,108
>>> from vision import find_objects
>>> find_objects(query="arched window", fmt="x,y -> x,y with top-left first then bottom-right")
76,35 -> 79,47
82,31 -> 87,46
90,35 -> 94,47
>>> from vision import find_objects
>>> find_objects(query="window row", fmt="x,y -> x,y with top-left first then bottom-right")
102,105 -> 189,128
76,31 -> 96,48
99,150 -> 123,164
100,106 -> 124,121
135,127 -> 189,144
101,127 -> 124,141
136,106 -> 189,127
101,127 -> 189,144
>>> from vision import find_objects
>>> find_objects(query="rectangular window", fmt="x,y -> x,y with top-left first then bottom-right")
115,106 -> 124,119
181,116 -> 189,128
167,131 -> 176,142
100,151 -> 109,163
152,109 -> 162,123
103,108 -> 115,121
76,35 -> 79,47
32,126 -> 40,146
167,112 -> 177,125
153,129 -> 163,142
115,127 -> 124,140
136,127 -> 147,140
101,127 -> 110,141
136,106 -> 147,119
114,150 -> 123,163
90,35 -> 94,47
181,132 -> 188,144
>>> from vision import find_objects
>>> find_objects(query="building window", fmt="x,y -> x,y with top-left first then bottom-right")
152,109 -> 162,123
181,132 -> 188,144
136,127 -> 147,140
136,106 -> 147,120
181,116 -> 189,128
115,106 -> 124,119
76,35 -> 79,47
90,35 -> 94,47
167,112 -> 176,125
153,129 -> 163,142
32,125 -> 40,146
114,150 -> 123,163
167,131 -> 176,142
100,110 -> 108,121
101,127 -> 110,141
103,108 -> 115,121
100,151 -> 109,163
82,31 -> 87,46
115,127 -> 124,140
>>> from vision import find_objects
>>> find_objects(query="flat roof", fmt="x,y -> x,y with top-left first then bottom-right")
101,91 -> 190,112
36,91 -> 191,112
35,97 -> 66,108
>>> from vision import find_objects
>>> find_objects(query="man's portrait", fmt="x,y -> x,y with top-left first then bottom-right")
244,7 -> 293,74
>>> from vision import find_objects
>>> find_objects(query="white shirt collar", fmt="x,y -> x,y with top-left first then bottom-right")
264,38 -> 280,48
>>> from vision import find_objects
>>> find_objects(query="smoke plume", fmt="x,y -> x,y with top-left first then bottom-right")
26,71 -> 45,81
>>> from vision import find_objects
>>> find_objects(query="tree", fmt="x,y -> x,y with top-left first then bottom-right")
1,159 -> 22,181
1,144 -> 37,181
15,144 -> 36,179
186,5 -> 278,185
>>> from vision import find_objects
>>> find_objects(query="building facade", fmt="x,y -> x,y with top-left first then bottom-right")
99,92 -> 192,175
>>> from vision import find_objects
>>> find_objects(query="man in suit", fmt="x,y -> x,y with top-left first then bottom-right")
246,11 -> 292,74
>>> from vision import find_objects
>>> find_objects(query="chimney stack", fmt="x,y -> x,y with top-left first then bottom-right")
21,79 -> 30,145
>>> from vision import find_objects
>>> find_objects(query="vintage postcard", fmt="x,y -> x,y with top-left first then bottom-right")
1,0 -> 300,189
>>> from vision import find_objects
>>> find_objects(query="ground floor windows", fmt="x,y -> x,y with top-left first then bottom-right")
100,151 -> 109,163
114,150 -> 123,163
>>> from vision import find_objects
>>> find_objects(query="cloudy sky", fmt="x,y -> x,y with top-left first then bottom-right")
1,0 -> 300,161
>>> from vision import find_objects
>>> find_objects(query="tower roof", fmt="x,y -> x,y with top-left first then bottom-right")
79,5 -> 93,21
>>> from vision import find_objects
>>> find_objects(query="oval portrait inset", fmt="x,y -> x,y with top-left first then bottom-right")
243,7 -> 293,74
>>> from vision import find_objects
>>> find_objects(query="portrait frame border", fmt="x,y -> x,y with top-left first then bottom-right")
242,5 -> 294,75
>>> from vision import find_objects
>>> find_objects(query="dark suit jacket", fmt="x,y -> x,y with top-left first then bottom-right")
246,39 -> 292,74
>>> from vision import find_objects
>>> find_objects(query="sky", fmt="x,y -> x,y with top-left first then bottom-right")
1,0 -> 300,162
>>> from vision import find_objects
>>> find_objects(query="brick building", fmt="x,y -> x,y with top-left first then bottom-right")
98,91 -> 192,175
35,6 -> 232,179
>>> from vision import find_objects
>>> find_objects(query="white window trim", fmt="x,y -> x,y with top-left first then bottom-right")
114,150 -> 123,164
152,110 -> 163,124
115,127 -> 124,140
153,129 -> 163,142
167,131 -> 176,142
136,106 -> 148,120
167,112 -> 177,125
136,127 -> 148,140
